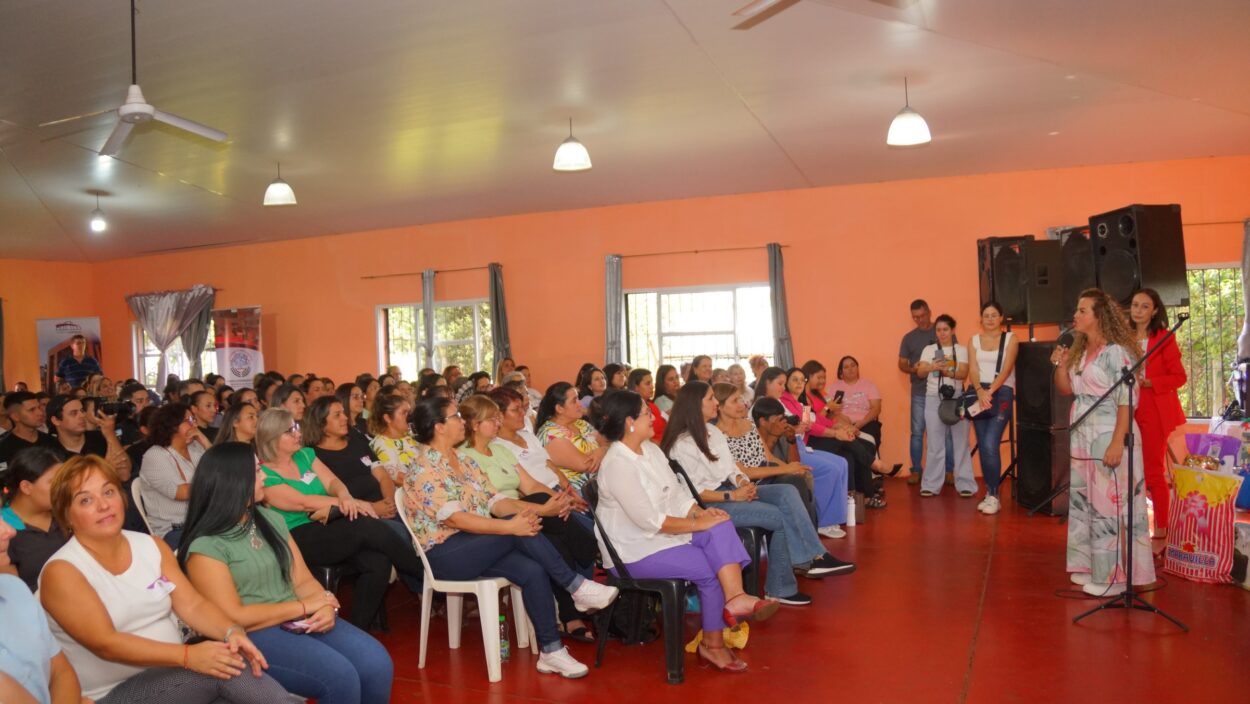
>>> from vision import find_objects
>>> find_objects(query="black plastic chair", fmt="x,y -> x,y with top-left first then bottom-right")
667,459 -> 768,598
313,564 -> 389,632
583,480 -> 692,685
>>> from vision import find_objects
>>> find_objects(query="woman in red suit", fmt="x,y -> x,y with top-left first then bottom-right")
1129,288 -> 1187,541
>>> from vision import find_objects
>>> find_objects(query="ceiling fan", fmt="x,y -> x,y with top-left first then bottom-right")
731,0 -> 917,30
39,0 -> 226,156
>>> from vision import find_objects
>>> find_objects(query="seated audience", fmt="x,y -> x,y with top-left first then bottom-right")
180,443 -> 394,704
727,364 -> 748,398
415,373 -> 447,401
516,365 -> 543,410
652,364 -> 680,415
368,394 -> 423,485
828,356 -> 885,448
395,381 -> 417,406
495,357 -> 517,384
591,391 -> 775,673
602,364 -> 628,391
0,518 -> 86,703
335,382 -> 371,439
1,447 -> 69,590
254,378 -> 280,410
39,455 -> 289,703
115,382 -> 153,446
459,395 -> 599,641
140,402 -> 205,547
272,384 -> 306,420
467,372 -> 491,394
747,355 -> 769,400
626,368 -> 667,440
663,383 -> 853,606
301,376 -> 328,403
216,386 -> 236,416
358,377 -> 382,420
46,395 -> 131,479
711,368 -> 730,385
217,402 -> 260,446
575,366 -> 607,409
400,396 -> 619,679
256,408 -> 424,631
535,382 -> 606,490
233,387 -> 259,409
188,390 -> 220,443
307,397 -> 396,523
442,365 -> 462,386
0,392 -> 55,467
686,355 -> 713,383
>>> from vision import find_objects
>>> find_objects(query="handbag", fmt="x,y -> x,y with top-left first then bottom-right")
934,346 -> 964,426
962,332 -> 1006,420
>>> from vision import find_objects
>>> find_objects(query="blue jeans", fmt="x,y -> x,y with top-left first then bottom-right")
424,531 -> 584,653
971,386 -> 1014,497
793,440 -> 849,526
714,483 -> 827,598
911,393 -> 954,472
248,620 -> 393,704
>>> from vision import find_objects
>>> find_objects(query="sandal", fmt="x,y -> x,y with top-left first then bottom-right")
723,594 -> 780,627
697,644 -> 748,673
866,496 -> 887,509
559,623 -> 596,643
873,463 -> 904,478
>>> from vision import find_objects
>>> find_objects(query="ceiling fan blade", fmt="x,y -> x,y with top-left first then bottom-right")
39,107 -> 116,128
732,0 -> 801,29
152,110 -> 227,143
99,120 -> 135,156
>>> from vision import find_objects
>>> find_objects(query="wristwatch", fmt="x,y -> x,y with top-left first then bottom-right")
723,491 -> 731,502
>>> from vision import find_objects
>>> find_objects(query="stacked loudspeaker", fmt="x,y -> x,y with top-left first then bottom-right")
975,204 -> 1189,515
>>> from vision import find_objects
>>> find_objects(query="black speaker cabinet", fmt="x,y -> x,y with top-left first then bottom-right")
1017,425 -> 1069,516
1020,240 -> 1064,324
1088,204 -> 1189,307
977,236 -> 1034,322
1059,226 -> 1095,322
1016,342 -> 1073,429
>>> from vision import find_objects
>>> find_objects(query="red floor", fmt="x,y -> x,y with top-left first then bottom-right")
368,480 -> 1250,704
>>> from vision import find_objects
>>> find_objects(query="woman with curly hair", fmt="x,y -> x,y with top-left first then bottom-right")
1052,288 -> 1153,596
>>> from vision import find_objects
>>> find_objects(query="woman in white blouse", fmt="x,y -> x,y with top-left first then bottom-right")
139,402 -> 207,547
591,391 -> 776,674
915,314 -> 977,498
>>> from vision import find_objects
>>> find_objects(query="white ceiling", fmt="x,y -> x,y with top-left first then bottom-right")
2,0 -> 1249,261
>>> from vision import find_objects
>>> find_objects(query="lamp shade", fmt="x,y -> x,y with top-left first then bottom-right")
89,207 -> 107,233
553,136 -> 592,172
263,177 -> 297,206
886,106 -> 931,146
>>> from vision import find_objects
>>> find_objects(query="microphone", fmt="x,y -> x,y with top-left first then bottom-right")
1056,320 -> 1075,348
1177,312 -> 1190,322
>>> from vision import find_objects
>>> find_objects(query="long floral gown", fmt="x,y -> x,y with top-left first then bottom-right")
1065,343 -> 1157,586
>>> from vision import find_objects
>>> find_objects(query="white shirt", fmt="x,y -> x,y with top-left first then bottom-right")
595,442 -> 696,567
491,430 -> 561,489
972,331 -> 1016,390
919,342 -> 969,397
39,532 -> 183,701
669,424 -> 749,494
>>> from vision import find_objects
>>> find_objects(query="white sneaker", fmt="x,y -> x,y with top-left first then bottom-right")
1082,581 -> 1126,597
570,580 -> 619,613
1069,572 -> 1092,586
979,496 -> 1000,515
976,496 -> 991,511
536,647 -> 589,679
818,525 -> 847,539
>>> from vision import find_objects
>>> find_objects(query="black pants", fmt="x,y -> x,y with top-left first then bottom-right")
807,436 -> 878,496
859,420 -> 883,450
291,516 -> 425,630
520,492 -> 599,624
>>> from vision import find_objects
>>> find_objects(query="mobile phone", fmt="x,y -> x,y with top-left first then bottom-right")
280,619 -> 311,633
833,390 -> 845,404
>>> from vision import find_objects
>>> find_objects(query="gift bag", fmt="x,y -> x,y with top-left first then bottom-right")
1164,466 -> 1244,584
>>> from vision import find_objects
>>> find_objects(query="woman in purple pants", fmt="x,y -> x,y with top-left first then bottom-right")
589,391 -> 779,674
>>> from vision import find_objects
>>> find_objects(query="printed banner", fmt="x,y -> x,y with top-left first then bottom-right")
36,317 -> 102,391
211,307 -> 263,389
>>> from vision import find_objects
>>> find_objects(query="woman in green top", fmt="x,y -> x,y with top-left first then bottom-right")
179,442 -> 393,704
254,409 -> 425,631
459,395 -> 600,642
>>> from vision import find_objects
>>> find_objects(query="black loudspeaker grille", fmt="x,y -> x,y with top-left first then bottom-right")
1059,226 -> 1094,321
977,235 -> 1034,322
1015,341 -> 1073,429
1017,426 -> 1069,516
1021,240 -> 1064,324
1088,204 -> 1189,307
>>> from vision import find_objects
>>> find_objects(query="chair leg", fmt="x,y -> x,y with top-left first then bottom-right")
593,603 -> 616,668
477,586 -> 503,683
657,586 -> 687,685
418,585 -> 433,670
508,586 -> 530,650
446,593 -> 464,649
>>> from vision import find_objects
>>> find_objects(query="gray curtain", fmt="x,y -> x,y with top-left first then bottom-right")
125,284 -> 215,384
768,243 -> 795,369
604,254 -> 623,363
421,268 -> 436,371
179,291 -> 215,379
488,263 -> 512,363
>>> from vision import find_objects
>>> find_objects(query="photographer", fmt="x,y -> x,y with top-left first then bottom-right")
114,382 -> 152,447
46,395 -> 131,481
914,314 -> 976,499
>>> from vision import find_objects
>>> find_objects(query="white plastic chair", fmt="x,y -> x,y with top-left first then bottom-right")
131,480 -> 153,533
394,488 -> 536,683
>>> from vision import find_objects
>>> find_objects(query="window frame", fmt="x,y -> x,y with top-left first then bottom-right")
622,281 -> 773,372
130,321 -> 218,386
1170,261 -> 1245,421
375,298 -> 493,376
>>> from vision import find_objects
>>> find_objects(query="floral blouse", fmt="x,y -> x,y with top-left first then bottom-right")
401,446 -> 504,551
370,433 -> 425,484
536,418 -> 600,488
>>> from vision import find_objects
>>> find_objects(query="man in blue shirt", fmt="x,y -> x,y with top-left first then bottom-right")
54,335 -> 102,390
0,520 -> 86,703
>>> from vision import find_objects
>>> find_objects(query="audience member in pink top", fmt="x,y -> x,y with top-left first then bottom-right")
827,356 -> 883,447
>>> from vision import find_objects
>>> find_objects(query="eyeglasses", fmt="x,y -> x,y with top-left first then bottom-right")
182,416 -> 196,426
286,422 -> 301,436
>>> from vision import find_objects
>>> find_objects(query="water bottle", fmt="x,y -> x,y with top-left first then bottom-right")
846,495 -> 856,527
499,614 -> 510,661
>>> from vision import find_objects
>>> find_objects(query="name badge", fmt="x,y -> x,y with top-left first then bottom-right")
147,575 -> 176,596
360,456 -> 373,467
300,472 -> 317,485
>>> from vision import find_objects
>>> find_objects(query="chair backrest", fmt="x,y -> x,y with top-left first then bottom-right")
394,487 -> 436,576
580,479 -> 636,581
667,459 -> 708,510
130,480 -> 153,533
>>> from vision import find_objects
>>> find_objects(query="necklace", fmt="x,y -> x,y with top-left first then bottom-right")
248,520 -> 263,550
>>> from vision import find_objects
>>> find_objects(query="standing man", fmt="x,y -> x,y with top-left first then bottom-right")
898,300 -> 953,485
54,334 -> 102,389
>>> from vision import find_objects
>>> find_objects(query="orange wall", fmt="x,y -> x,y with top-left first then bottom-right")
0,259 -> 96,388
3,154 -> 1247,466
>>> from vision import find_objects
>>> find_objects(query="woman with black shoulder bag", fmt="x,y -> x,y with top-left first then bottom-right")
965,301 -> 1019,515
916,314 -> 977,499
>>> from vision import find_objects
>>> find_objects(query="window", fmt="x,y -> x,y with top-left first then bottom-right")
132,322 -> 218,388
378,300 -> 494,380
624,284 -> 774,375
1169,266 -> 1246,419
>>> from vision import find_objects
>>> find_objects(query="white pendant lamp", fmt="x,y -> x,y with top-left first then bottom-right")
89,194 -> 107,233
552,118 -> 592,172
886,77 -> 931,147
263,162 -> 297,206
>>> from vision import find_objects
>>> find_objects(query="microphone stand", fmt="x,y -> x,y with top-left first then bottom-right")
1067,314 -> 1188,631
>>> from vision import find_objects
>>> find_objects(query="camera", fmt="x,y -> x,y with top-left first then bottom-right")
99,399 -> 136,421
938,385 -> 956,400
784,414 -> 801,426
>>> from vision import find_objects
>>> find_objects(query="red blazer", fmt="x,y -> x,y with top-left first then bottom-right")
1136,329 -> 1187,432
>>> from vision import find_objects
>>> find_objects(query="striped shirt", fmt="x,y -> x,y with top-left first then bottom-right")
138,444 -> 203,537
